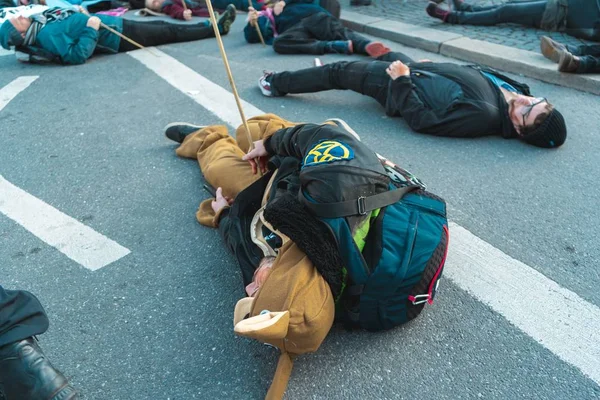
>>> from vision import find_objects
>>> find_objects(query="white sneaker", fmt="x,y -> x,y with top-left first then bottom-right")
258,71 -> 274,97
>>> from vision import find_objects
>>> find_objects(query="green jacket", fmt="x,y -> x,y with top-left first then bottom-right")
35,13 -> 122,65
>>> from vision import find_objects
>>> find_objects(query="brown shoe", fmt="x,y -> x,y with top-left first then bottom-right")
558,51 -> 580,73
540,36 -> 567,63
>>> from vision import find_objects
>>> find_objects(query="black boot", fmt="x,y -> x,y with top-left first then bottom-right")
163,122 -> 207,143
0,338 -> 78,400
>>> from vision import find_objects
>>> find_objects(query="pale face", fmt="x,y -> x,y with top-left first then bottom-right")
9,15 -> 32,35
508,94 -> 549,134
145,0 -> 165,10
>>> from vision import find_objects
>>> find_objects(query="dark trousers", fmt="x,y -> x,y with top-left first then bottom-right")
0,285 -> 48,348
273,12 -> 371,55
270,51 -> 414,105
119,20 -> 215,52
569,43 -> 600,73
450,0 -> 546,27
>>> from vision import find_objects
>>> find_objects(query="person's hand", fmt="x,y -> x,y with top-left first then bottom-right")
19,0 -> 29,5
248,6 -> 259,25
273,0 -> 285,16
183,9 -> 192,20
86,16 -> 101,30
211,187 -> 234,214
386,60 -> 410,80
242,140 -> 269,175
418,59 -> 432,63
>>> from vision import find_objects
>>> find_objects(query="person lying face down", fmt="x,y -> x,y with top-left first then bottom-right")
0,4 -> 236,64
258,51 -> 567,148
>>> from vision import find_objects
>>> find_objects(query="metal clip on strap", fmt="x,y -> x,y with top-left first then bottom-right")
408,294 -> 430,305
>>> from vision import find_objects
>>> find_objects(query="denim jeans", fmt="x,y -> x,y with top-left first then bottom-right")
119,20 -> 214,52
450,0 -> 547,27
273,12 -> 371,55
570,43 -> 600,73
269,51 -> 414,105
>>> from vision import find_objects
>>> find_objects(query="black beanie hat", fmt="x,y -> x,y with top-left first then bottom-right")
521,108 -> 567,148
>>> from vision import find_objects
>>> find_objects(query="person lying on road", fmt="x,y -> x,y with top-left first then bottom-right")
244,0 -> 391,57
0,4 -> 236,64
257,51 -> 567,148
129,0 -> 263,21
426,0 -> 600,42
163,114 -> 448,398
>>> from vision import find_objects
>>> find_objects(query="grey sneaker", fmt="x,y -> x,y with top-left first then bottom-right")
164,122 -> 206,143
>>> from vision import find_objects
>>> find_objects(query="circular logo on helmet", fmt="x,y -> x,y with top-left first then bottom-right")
304,140 -> 354,167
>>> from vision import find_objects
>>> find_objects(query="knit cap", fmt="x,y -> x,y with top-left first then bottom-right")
0,20 -> 24,50
521,108 -> 567,148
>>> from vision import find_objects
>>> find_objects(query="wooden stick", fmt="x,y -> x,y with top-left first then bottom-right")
181,0 -> 188,12
99,21 -> 145,50
80,9 -> 159,56
248,0 -> 266,46
204,0 -> 255,153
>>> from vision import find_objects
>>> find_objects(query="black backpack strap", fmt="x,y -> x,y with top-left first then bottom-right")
299,185 -> 419,218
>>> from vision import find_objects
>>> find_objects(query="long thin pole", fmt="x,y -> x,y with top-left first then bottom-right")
204,0 -> 255,152
181,0 -> 188,11
80,9 -> 159,56
99,21 -> 144,50
248,0 -> 266,46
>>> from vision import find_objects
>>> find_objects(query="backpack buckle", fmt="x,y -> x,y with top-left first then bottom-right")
357,196 -> 367,215
408,294 -> 430,305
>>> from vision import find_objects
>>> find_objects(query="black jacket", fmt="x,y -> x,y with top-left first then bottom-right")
218,123 -> 390,295
384,61 -> 530,139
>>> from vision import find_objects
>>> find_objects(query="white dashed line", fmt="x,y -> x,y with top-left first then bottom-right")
0,175 -> 131,271
0,76 -> 38,112
128,48 -> 263,127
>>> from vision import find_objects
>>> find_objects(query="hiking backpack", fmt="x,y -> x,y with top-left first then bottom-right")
301,157 -> 449,331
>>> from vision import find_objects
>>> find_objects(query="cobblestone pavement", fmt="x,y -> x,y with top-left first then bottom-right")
341,0 -> 593,53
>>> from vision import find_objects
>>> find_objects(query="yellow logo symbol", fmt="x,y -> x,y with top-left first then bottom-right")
304,140 -> 353,166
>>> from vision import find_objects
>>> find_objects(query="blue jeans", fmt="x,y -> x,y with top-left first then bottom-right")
450,0 -> 547,27
569,43 -> 600,73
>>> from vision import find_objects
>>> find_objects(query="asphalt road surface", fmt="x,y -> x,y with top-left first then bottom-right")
1,14 -> 600,400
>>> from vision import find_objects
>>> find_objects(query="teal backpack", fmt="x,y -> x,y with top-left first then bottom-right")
301,158 -> 449,331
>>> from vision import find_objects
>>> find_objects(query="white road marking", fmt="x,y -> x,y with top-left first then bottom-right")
0,48 -> 14,57
0,76 -> 38,112
0,175 -> 131,271
446,222 -> 600,386
131,51 -> 600,386
129,48 -> 263,128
